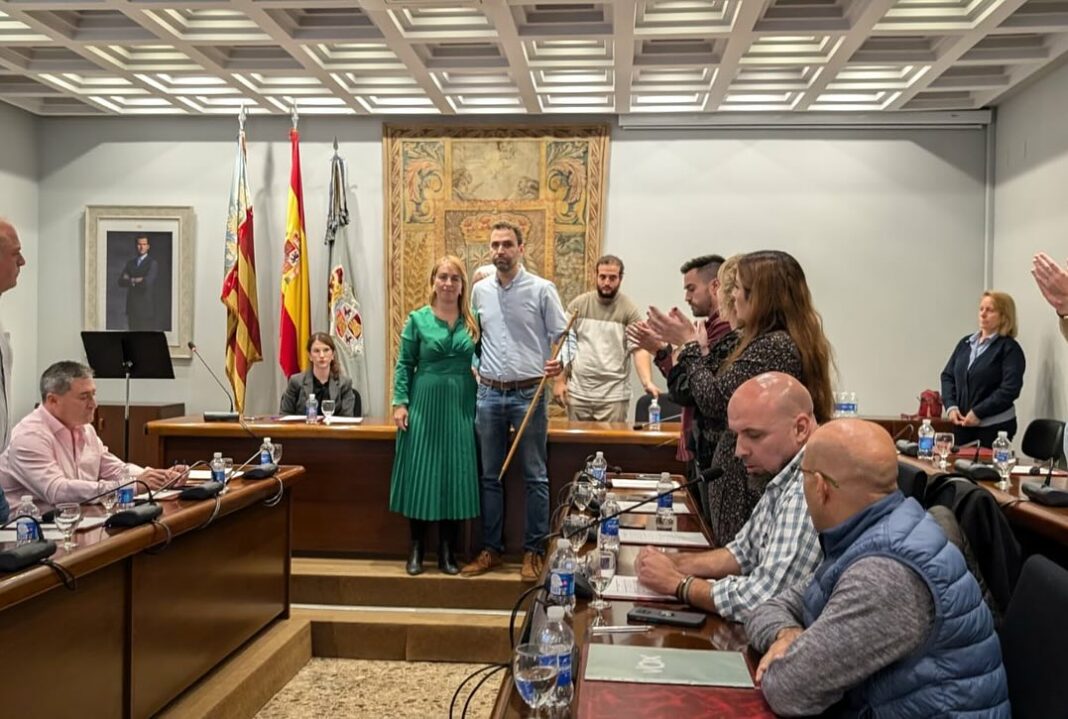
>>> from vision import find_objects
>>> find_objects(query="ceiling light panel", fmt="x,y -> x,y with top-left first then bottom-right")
265,7 -> 381,42
304,42 -> 406,72
876,0 -> 1008,31
525,39 -> 613,66
389,6 -> 496,39
634,0 -> 739,36
143,8 -> 269,43
87,44 -> 198,73
756,0 -> 853,33
741,34 -> 839,64
513,3 -> 613,38
0,11 -> 50,43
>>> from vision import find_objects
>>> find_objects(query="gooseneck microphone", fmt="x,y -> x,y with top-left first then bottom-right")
0,515 -> 56,571
893,424 -> 918,457
632,413 -> 683,431
188,341 -> 239,422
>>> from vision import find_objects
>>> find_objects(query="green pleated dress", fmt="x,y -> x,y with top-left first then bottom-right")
389,306 -> 480,521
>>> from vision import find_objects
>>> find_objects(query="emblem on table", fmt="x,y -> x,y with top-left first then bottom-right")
637,653 -> 666,675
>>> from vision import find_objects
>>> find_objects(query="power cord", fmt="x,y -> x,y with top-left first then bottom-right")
461,664 -> 510,719
449,662 -> 506,719
42,558 -> 76,590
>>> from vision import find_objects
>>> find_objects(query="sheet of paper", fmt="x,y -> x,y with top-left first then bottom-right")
600,575 -> 675,602
277,415 -> 307,422
1012,464 -> 1068,477
584,645 -> 755,688
611,478 -> 680,490
134,490 -> 180,501
187,469 -> 244,481
618,500 -> 691,515
0,528 -> 65,542
618,528 -> 711,548
323,416 -> 363,425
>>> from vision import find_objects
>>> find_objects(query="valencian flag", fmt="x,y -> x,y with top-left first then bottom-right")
221,120 -> 262,414
325,146 -> 368,400
279,126 -> 311,377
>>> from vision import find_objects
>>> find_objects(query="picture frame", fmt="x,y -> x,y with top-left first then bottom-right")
84,205 -> 195,360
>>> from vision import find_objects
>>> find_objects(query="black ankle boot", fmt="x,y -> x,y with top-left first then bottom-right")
438,537 -> 459,575
406,539 -> 424,576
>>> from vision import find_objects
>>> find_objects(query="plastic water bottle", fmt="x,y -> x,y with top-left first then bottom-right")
588,451 -> 607,485
647,397 -> 661,430
14,495 -> 41,545
547,538 -> 577,615
260,437 -> 274,465
116,466 -> 135,510
599,492 -> 620,551
917,419 -> 935,462
656,472 -> 675,531
538,605 -> 575,711
993,431 -> 1014,482
210,451 -> 226,484
305,395 -> 319,424
846,392 -> 858,416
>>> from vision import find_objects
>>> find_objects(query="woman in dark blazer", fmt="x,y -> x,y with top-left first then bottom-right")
280,332 -> 361,417
941,291 -> 1025,447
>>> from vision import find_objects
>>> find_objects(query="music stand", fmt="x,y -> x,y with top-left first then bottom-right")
81,331 -> 174,462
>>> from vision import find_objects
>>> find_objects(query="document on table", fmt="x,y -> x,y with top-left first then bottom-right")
134,490 -> 181,501
584,645 -> 755,688
611,478 -> 680,490
618,500 -> 691,515
187,469 -> 244,481
618,529 -> 711,548
1012,465 -> 1068,477
276,415 -> 362,425
600,575 -> 675,602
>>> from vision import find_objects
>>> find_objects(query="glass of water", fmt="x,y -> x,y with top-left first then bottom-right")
222,457 -> 234,483
513,643 -> 557,717
321,399 -> 336,425
563,514 -> 587,553
571,480 -> 592,516
934,433 -> 954,470
270,442 -> 283,465
54,503 -> 82,551
586,548 -> 616,611
100,489 -> 117,516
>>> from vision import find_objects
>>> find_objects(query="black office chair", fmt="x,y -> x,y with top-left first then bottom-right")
1020,418 -> 1065,468
999,555 -> 1068,719
634,393 -> 682,424
897,460 -> 927,502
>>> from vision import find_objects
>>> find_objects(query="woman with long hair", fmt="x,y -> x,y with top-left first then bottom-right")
653,250 -> 834,545
390,256 -> 481,575
280,332 -> 361,416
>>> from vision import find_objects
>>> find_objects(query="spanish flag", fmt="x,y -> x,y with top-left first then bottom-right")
221,125 -> 262,414
279,127 -> 311,378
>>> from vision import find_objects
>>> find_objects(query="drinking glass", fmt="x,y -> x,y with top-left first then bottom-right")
934,433 -> 954,470
563,514 -> 587,553
321,399 -> 336,425
53,503 -> 82,551
100,489 -> 117,516
222,457 -> 235,483
513,643 -> 557,717
571,480 -> 592,516
586,548 -> 616,611
270,442 -> 283,465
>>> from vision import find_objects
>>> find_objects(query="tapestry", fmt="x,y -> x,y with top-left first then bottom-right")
384,124 -> 609,391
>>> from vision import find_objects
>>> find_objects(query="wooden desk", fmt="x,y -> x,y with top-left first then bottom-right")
491,474 -> 773,718
0,467 -> 304,719
146,417 -> 685,559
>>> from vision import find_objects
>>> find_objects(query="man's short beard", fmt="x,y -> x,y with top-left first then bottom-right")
597,286 -> 619,300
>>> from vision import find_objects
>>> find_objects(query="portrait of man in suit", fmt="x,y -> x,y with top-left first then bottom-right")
105,230 -> 173,332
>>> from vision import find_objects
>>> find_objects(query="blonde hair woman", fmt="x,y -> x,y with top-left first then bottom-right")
390,256 -> 480,575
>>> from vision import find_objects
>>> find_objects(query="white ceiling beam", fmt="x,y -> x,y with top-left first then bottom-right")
611,0 -> 637,114
479,0 -> 539,113
703,0 -> 770,111
973,32 -> 1068,107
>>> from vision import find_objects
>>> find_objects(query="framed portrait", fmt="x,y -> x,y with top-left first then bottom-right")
84,206 -> 195,359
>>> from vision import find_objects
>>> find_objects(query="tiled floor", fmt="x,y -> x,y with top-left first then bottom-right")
255,658 -> 505,719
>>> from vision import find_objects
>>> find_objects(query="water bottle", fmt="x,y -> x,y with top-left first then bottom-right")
14,495 -> 41,545
993,431 -> 1013,481
599,492 -> 620,551
538,605 -> 575,710
647,397 -> 661,430
260,437 -> 274,465
656,472 -> 675,532
210,451 -> 226,484
588,451 -> 607,485
846,391 -> 858,416
116,466 -> 135,510
833,392 -> 845,418
305,395 -> 319,424
547,538 -> 577,615
917,419 -> 935,462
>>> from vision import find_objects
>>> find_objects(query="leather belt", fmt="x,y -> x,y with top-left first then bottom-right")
479,375 -> 542,391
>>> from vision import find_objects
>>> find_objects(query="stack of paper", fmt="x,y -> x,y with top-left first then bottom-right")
584,645 -> 755,688
611,477 -> 680,491
618,528 -> 711,547
600,575 -> 675,601
618,500 -> 691,515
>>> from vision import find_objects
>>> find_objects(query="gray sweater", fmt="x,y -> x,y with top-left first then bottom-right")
745,556 -> 935,717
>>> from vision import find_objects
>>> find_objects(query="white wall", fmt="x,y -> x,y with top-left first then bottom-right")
35,116 -> 990,419
0,102 -> 39,421
994,59 -> 1068,428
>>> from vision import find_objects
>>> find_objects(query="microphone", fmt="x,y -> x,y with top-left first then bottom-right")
188,341 -> 238,422
952,458 -> 1000,483
0,515 -> 56,572
632,413 -> 683,431
892,424 -> 915,442
893,424 -> 918,457
1021,452 -> 1068,506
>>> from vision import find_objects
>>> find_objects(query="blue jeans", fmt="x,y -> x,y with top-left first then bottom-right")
476,384 -> 549,555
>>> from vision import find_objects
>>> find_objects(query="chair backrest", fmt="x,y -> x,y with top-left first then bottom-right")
897,460 -> 927,502
634,393 -> 682,424
1020,419 -> 1066,462
999,554 -> 1068,719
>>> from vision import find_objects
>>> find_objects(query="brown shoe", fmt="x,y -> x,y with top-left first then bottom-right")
520,551 -> 544,582
460,549 -> 502,577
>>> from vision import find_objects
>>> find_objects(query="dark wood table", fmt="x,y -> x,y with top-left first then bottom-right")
146,417 -> 687,559
490,473 -> 774,718
0,466 -> 304,719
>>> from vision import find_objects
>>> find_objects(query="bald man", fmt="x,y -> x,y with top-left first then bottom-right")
0,219 -> 25,524
747,420 -> 1009,717
634,372 -> 821,622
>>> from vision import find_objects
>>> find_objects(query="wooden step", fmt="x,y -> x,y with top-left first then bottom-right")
292,557 -> 532,610
294,606 -> 521,665
158,618 -> 311,719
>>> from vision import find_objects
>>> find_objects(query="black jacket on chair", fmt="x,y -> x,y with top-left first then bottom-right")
280,370 -> 361,417
940,334 -> 1025,420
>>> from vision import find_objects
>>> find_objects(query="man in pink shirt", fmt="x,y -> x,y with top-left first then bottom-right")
0,361 -> 183,514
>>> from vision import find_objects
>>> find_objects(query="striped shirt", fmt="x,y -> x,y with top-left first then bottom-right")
711,449 -> 821,622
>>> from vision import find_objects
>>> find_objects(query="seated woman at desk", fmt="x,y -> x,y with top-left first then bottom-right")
280,333 -> 361,417
940,291 -> 1025,447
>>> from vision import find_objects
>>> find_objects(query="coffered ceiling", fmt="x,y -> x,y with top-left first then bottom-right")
0,0 -> 1066,116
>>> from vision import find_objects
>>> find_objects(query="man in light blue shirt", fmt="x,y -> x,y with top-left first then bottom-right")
461,221 -> 569,581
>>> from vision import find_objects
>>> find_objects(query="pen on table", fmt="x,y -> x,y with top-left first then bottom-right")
591,625 -> 653,635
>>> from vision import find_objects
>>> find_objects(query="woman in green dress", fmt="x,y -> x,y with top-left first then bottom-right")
391,255 -> 480,575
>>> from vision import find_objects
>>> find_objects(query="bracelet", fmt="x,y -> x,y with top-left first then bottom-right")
676,575 -> 695,603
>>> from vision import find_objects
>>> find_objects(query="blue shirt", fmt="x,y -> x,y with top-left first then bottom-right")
967,331 -> 998,369
472,267 -> 569,382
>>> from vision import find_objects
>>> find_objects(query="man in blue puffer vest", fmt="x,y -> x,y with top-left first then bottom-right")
746,419 -> 1009,717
